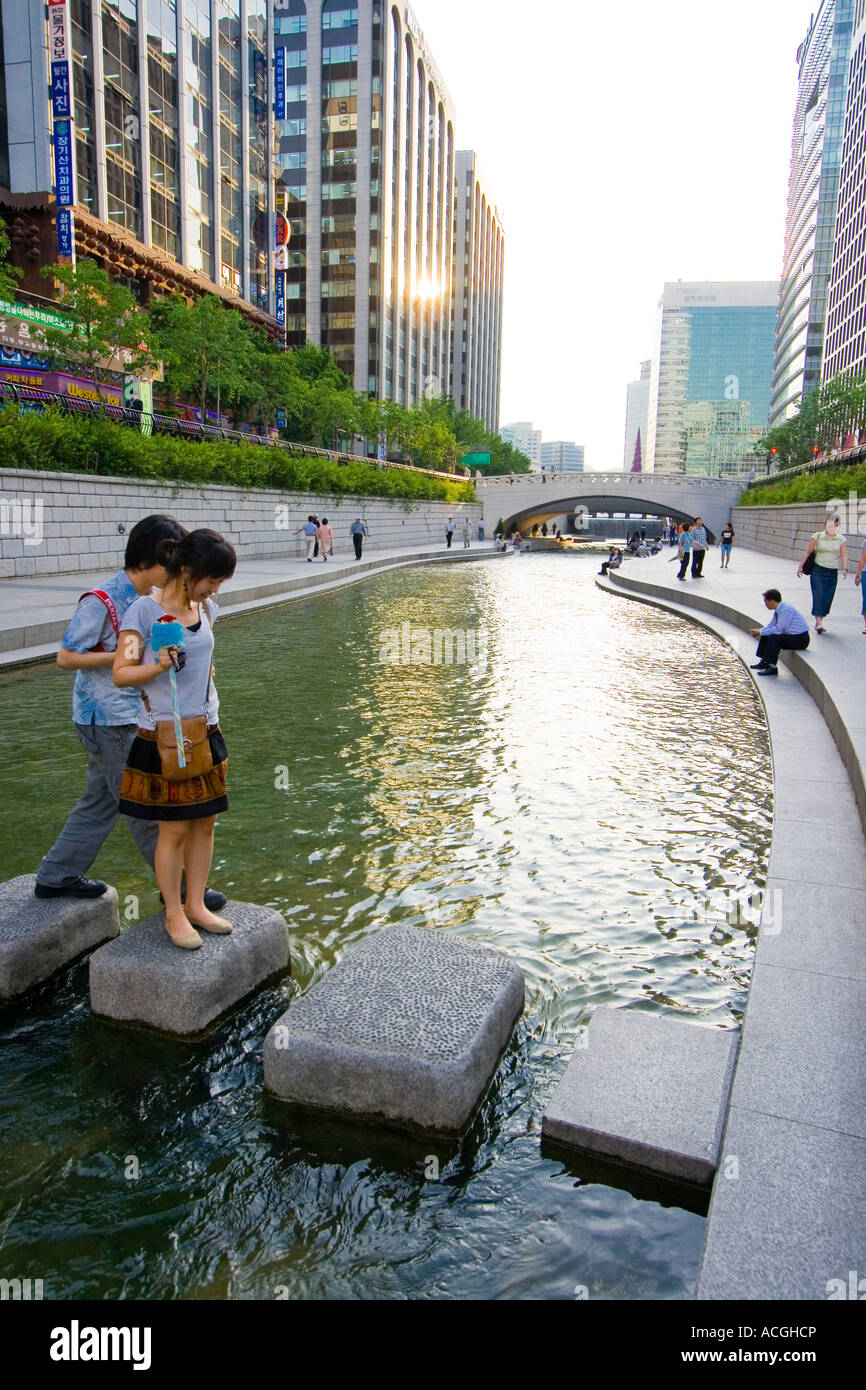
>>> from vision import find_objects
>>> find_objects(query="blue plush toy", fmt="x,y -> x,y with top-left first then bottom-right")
150,620 -> 188,766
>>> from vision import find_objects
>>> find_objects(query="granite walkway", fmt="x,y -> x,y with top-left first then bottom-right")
599,546 -> 866,1301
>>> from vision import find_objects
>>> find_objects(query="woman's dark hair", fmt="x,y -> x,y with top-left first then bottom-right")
162,528 -> 237,584
124,514 -> 186,571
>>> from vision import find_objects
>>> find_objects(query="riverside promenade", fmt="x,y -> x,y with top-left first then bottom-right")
599,545 -> 866,1301
0,539 -> 501,669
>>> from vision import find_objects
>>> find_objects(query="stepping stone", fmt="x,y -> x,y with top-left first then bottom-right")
541,1006 -> 739,1185
264,924 -> 525,1134
0,874 -> 119,1003
89,901 -> 290,1036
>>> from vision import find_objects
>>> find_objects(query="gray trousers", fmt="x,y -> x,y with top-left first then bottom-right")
37,722 -> 157,886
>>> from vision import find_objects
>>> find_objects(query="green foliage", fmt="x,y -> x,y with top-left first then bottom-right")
756,370 -> 866,470
0,404 -> 475,503
151,293 -> 255,417
0,216 -> 22,302
739,459 -> 866,507
39,259 -> 155,383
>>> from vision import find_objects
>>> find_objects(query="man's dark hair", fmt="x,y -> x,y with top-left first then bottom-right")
124,514 -> 186,571
763,588 -> 782,603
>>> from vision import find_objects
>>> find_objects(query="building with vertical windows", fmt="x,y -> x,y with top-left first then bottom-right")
540,440 -> 583,472
0,0 -> 275,328
623,359 -> 651,471
823,0 -> 866,383
645,282 -> 778,476
500,420 -> 541,468
450,150 -> 504,431
770,0 -> 854,428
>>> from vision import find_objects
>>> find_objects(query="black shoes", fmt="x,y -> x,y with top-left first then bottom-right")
750,661 -> 768,670
757,665 -> 778,676
160,888 -> 227,911
34,876 -> 108,899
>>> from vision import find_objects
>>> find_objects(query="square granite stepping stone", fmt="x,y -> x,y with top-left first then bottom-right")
263,924 -> 525,1134
541,1006 -> 739,1185
0,875 -> 120,1003
89,901 -> 290,1036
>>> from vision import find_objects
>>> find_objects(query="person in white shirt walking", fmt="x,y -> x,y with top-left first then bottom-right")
798,516 -> 847,633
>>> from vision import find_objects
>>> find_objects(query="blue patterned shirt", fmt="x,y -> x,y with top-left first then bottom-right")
60,570 -> 142,726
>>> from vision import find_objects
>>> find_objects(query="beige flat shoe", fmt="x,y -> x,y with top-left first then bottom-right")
165,925 -> 202,950
187,915 -> 233,935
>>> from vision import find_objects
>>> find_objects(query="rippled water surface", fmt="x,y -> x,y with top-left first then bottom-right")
0,552 -> 772,1299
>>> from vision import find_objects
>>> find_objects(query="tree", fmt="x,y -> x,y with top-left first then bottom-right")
151,293 -> 254,420
40,258 -> 156,383
0,216 -> 22,302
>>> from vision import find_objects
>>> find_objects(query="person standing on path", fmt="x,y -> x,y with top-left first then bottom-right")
855,537 -> 866,634
34,514 -> 222,912
477,520 -> 485,541
445,517 -> 455,548
296,516 -> 318,562
798,516 -> 847,633
748,589 -> 810,676
719,522 -> 735,568
349,514 -> 368,560
689,518 -> 708,577
316,516 -> 333,561
462,519 -> 471,548
676,524 -> 692,581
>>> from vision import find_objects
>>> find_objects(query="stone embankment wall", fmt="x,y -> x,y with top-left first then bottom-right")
732,499 -> 865,562
0,468 -> 480,578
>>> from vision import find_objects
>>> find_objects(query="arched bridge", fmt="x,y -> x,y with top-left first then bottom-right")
476,471 -> 750,541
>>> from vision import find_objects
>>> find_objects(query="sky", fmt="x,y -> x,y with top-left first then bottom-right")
417,0 -> 814,470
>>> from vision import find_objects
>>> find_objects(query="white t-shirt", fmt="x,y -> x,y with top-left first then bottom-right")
812,531 -> 846,568
122,595 -> 220,728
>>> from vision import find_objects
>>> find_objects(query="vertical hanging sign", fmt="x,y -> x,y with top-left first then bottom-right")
274,45 -> 286,121
48,0 -> 76,263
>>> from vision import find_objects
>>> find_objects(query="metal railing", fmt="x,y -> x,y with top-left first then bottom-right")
0,381 -> 463,483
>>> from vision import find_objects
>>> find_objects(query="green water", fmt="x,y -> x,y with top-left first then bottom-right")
0,553 -> 772,1299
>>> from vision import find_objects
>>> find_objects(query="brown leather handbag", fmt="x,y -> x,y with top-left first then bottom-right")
154,715 -> 212,782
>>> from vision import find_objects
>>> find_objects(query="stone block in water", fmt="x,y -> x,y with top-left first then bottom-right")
541,1006 -> 739,1185
89,901 -> 290,1035
263,924 -> 525,1134
0,874 -> 119,1002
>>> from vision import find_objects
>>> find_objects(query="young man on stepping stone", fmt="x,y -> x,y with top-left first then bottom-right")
34,515 -> 226,909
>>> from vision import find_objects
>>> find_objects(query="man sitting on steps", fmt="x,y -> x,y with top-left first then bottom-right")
748,589 -> 810,677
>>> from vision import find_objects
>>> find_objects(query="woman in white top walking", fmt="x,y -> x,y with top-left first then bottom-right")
797,516 -> 848,633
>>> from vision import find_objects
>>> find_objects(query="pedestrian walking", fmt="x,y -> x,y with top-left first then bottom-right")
445,517 -> 455,548
798,515 -> 847,633
113,529 -> 237,949
296,515 -> 318,562
748,589 -> 810,676
316,516 -> 333,561
689,517 -> 708,577
477,520 -> 485,541
855,537 -> 866,634
676,525 -> 692,580
349,514 -> 368,560
719,522 -> 735,568
462,519 -> 471,548
33,515 -> 231,909
311,512 -> 320,558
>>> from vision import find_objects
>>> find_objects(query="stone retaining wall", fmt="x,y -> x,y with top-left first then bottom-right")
733,499 -> 866,562
0,468 -> 480,578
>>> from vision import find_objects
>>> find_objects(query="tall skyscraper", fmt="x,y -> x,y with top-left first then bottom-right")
623,359 -> 651,471
449,150 -> 504,431
0,0 -> 275,329
500,420 -> 541,468
823,0 -> 866,383
540,441 -> 584,472
274,0 -> 469,401
645,282 -> 778,476
771,0 -> 854,428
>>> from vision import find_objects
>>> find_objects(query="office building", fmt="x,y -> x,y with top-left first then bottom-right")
540,440 -> 584,472
500,420 -> 541,468
645,281 -> 778,476
771,0 -> 854,427
449,150 -> 504,431
623,359 -> 651,471
0,0 -> 276,329
823,0 -> 866,383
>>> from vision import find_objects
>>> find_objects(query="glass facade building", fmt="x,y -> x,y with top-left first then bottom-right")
646,283 -> 778,476
540,441 -> 584,473
823,0 -> 866,383
771,0 -> 854,428
0,0 -> 274,323
450,151 -> 504,431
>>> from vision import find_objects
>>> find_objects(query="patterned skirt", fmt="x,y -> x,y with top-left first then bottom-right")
119,726 -> 228,821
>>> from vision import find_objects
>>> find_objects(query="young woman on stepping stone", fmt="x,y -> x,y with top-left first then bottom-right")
113,529 -> 237,950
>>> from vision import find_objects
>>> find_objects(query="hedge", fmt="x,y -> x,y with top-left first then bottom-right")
0,407 -> 476,504
739,462 -> 866,508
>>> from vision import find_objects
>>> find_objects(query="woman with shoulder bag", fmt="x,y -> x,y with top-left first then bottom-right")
113,529 -> 237,949
798,515 -> 847,633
